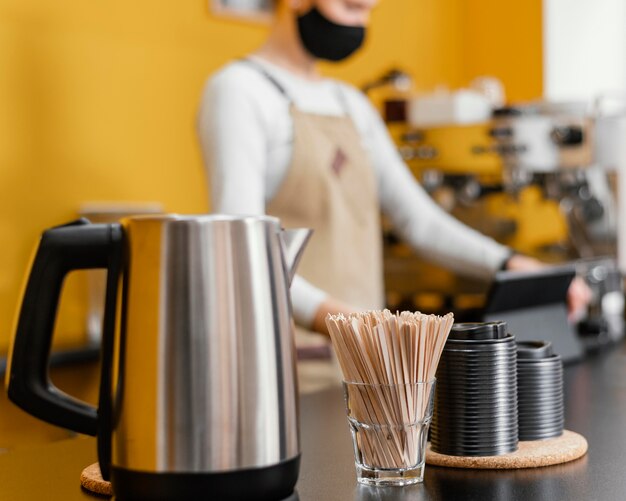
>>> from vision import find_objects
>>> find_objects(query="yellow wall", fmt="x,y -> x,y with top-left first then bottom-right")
0,0 -> 476,352
460,0 -> 543,102
327,0 -> 464,90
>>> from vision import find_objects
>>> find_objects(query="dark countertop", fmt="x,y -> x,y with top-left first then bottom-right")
2,343 -> 626,500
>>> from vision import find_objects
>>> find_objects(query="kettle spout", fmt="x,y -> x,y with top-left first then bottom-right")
280,228 -> 313,284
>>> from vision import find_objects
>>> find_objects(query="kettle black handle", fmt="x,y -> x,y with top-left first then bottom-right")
6,219 -> 123,438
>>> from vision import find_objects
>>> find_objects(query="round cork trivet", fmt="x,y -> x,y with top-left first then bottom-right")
80,463 -> 113,497
426,429 -> 587,469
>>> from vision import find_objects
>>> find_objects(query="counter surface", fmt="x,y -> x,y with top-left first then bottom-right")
2,343 -> 626,501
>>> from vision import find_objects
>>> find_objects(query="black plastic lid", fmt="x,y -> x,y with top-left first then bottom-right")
492,106 -> 523,117
516,341 -> 554,360
449,322 -> 508,341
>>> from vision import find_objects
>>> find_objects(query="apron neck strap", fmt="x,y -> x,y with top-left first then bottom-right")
333,85 -> 352,119
241,57 -> 291,101
241,57 -> 352,117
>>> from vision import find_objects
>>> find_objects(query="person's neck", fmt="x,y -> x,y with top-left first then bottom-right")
255,21 -> 320,81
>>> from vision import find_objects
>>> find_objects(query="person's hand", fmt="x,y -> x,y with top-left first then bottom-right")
312,298 -> 358,336
565,276 -> 593,323
504,254 -> 592,322
504,254 -> 544,273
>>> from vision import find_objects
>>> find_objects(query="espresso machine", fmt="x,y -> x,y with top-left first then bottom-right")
384,96 -> 625,343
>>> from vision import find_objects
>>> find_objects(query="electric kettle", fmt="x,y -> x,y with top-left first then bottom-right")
6,215 -> 312,501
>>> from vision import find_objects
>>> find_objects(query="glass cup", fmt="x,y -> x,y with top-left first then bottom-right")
342,379 -> 436,487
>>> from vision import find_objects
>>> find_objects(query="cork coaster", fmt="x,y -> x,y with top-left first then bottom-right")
80,463 -> 113,497
426,429 -> 588,469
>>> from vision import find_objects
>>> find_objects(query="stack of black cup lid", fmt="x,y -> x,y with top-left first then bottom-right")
431,321 -> 519,457
517,341 -> 564,440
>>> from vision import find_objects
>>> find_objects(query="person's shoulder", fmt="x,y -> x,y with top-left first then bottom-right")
329,79 -> 382,134
332,79 -> 380,120
334,80 -> 372,107
201,60 -> 272,101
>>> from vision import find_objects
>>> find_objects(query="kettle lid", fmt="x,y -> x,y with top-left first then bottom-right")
122,213 -> 282,225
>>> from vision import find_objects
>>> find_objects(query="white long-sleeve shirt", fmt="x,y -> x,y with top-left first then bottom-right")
197,56 -> 511,327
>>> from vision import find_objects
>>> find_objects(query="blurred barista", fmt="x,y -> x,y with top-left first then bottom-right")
197,0 -> 590,382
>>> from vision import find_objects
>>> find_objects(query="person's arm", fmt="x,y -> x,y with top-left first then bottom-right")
351,90 -> 590,316
355,96 -> 510,279
197,67 -> 332,330
197,69 -> 267,214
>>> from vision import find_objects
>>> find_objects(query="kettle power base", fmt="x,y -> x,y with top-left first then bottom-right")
425,430 -> 587,469
80,458 -> 300,500
80,463 -> 113,497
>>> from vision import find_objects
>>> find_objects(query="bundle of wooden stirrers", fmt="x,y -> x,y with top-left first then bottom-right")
326,310 -> 454,469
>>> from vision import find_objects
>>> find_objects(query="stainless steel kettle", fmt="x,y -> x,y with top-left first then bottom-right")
6,215 -> 311,501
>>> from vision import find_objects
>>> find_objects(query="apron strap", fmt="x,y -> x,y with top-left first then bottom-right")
333,85 -> 354,121
240,57 -> 292,102
241,57 -> 353,118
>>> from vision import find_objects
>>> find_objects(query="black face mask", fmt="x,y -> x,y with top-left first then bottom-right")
296,7 -> 366,62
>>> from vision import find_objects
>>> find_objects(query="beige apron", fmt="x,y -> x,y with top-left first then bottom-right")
250,61 -> 385,392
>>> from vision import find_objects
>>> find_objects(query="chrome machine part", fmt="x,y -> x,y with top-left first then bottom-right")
593,94 -> 626,274
492,102 -> 593,174
576,257 -> 624,346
